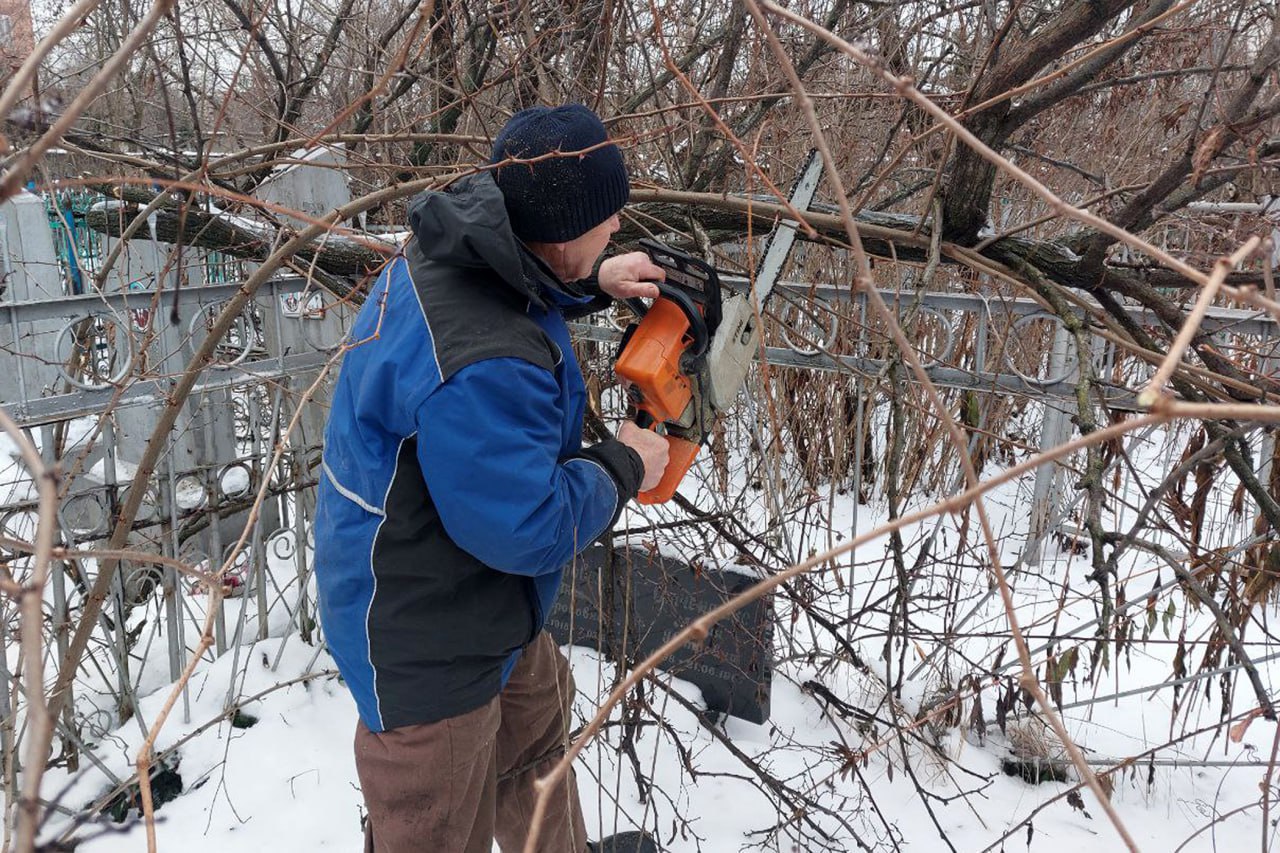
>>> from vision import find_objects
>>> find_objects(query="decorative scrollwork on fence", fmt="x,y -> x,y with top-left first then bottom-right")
188,301 -> 256,369
55,315 -> 134,391
1004,313 -> 1080,387
57,491 -> 109,540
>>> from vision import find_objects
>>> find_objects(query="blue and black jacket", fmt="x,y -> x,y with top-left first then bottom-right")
314,172 -> 643,732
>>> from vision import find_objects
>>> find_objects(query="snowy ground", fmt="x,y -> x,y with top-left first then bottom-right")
5,419 -> 1277,851
33,626 -> 1271,852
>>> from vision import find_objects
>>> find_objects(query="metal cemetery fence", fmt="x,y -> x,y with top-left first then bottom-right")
0,152 -> 356,754
1,167 -> 1278,772
1,254 -> 351,735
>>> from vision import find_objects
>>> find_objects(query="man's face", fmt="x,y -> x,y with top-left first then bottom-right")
560,213 -> 620,281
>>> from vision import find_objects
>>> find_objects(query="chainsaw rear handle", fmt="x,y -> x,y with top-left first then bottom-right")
629,412 -> 700,504
637,434 -> 700,504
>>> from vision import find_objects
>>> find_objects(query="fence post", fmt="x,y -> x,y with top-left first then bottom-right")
0,191 -> 63,416
1025,321 -> 1078,564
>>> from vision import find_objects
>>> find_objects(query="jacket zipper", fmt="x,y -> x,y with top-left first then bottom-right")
526,578 -> 543,644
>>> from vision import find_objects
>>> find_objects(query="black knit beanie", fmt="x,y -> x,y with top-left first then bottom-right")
490,104 -> 630,243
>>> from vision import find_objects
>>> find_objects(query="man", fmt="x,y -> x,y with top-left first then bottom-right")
314,104 -> 668,853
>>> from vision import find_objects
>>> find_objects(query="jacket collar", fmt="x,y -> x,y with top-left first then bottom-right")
406,171 -> 581,311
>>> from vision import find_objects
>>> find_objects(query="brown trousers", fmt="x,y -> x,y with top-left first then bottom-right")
354,633 -> 588,853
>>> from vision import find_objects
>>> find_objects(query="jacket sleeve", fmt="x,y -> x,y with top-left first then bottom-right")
558,276 -> 613,320
415,356 -> 643,576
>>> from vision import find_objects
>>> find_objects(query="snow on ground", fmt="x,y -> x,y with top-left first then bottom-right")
35,633 -> 1270,852
9,418 -> 1279,851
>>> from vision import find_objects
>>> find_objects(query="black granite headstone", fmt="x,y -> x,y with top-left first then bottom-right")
545,544 -> 774,724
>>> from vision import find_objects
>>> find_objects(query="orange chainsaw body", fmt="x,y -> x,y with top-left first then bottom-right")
613,241 -> 721,505
614,298 -> 694,425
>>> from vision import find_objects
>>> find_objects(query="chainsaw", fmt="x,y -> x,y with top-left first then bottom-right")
614,238 -> 771,504
613,154 -> 824,504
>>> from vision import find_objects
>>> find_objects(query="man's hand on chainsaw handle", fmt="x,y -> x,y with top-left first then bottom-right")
617,421 -> 671,492
598,251 -> 664,300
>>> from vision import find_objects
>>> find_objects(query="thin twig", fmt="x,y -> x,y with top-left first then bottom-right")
1139,236 -> 1264,406
0,406 -> 59,853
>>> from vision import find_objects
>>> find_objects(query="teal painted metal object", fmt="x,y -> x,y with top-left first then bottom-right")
42,190 -> 247,291
44,190 -> 102,294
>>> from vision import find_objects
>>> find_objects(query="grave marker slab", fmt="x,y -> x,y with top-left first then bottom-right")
546,544 -> 773,724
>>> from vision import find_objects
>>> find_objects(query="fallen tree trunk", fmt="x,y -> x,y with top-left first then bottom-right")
89,184 -> 1236,292
84,192 -> 392,278
82,184 -> 1273,371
